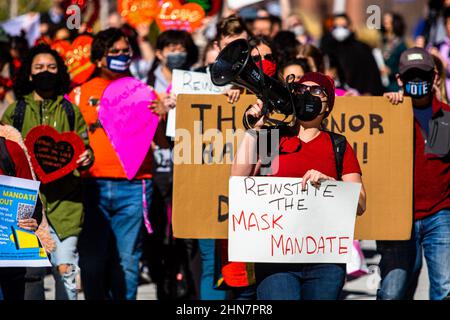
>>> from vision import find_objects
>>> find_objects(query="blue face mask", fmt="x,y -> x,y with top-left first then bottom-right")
106,54 -> 131,73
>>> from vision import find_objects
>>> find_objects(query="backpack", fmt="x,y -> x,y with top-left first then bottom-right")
0,137 -> 16,176
13,98 -> 75,132
261,129 -> 348,180
326,131 -> 347,180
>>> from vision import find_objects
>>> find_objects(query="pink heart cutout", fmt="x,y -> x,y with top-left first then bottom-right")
99,77 -> 159,180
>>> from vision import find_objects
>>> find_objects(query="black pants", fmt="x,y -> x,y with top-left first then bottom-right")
24,267 -> 46,300
0,267 -> 26,300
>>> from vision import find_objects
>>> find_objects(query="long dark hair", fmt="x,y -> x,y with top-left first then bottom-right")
13,44 -> 71,98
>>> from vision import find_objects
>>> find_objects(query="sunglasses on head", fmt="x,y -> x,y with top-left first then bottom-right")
296,83 -> 327,96
251,53 -> 275,63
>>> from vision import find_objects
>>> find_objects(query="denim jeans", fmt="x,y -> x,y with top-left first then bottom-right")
79,178 -> 152,300
198,239 -> 227,300
256,264 -> 346,300
49,226 -> 79,300
377,209 -> 450,300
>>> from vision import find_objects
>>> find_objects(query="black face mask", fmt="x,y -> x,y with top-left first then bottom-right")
401,70 -> 434,99
295,91 -> 324,121
31,71 -> 59,92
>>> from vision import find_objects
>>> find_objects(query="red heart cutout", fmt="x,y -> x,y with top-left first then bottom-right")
25,125 -> 85,184
64,35 -> 96,85
156,0 -> 206,32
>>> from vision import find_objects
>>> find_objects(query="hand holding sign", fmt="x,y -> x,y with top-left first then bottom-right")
25,125 -> 85,184
99,77 -> 159,180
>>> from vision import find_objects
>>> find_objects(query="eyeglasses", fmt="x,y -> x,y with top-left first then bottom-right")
295,83 -> 327,97
251,53 -> 275,63
107,48 -> 132,56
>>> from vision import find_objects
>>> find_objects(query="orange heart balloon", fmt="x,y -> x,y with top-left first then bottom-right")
118,0 -> 159,28
65,35 -> 96,85
156,0 -> 206,33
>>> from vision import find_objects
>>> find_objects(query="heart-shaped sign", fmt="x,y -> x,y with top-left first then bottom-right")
25,125 -> 85,184
65,35 -> 96,85
118,0 -> 159,28
156,0 -> 206,32
99,77 -> 160,180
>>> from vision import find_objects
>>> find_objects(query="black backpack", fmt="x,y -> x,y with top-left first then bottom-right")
261,129 -> 348,180
327,131 -> 347,180
0,137 -> 16,176
13,98 -> 75,132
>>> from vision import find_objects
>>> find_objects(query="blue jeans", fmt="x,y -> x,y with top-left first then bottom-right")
49,226 -> 79,300
198,239 -> 227,300
377,209 -> 450,300
256,264 -> 346,300
79,178 -> 152,300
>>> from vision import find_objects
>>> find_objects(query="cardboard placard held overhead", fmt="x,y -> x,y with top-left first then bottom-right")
172,94 -> 414,240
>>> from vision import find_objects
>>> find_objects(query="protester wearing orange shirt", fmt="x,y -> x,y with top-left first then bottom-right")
69,28 -> 153,300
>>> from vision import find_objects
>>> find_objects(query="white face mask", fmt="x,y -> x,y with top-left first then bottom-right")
332,26 -> 351,42
291,25 -> 305,37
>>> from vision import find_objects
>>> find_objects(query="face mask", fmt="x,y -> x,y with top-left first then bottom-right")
256,59 -> 277,77
332,26 -> 351,42
106,54 -> 131,73
291,25 -> 305,37
31,71 -> 58,92
404,80 -> 432,99
166,52 -> 187,70
295,91 -> 324,121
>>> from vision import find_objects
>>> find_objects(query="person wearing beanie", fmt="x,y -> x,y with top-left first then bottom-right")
232,71 -> 366,300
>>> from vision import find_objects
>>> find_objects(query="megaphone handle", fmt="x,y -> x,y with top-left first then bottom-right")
243,105 -> 260,130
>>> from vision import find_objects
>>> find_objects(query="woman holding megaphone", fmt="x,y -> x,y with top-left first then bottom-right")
231,72 -> 366,300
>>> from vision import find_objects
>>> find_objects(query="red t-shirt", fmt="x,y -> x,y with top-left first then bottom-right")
268,131 -> 362,179
0,140 -> 33,179
413,98 -> 450,220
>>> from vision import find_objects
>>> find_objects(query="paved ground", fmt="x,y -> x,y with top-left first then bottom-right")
43,241 -> 429,300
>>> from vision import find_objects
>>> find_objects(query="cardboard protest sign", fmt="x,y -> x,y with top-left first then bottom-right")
166,69 -> 231,137
229,177 -> 361,263
99,77 -> 159,180
25,125 -> 85,184
172,95 -> 414,240
172,69 -> 231,95
0,176 -> 50,267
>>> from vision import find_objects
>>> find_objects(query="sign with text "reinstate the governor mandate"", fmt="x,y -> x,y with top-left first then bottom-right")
229,177 -> 361,263
172,95 -> 414,240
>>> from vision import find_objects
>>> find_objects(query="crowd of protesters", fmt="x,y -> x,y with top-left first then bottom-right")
0,0 -> 449,301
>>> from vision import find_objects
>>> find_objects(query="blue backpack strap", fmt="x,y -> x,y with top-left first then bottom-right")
12,99 -> 27,132
327,131 -> 347,180
0,137 -> 16,176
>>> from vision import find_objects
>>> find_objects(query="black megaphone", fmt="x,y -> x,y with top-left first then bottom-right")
210,39 -> 296,129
